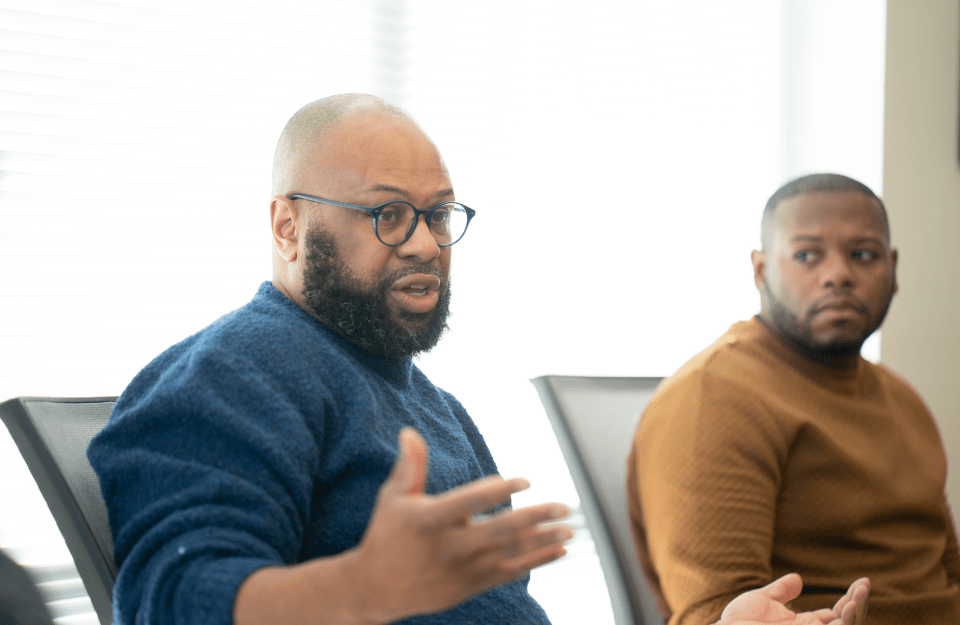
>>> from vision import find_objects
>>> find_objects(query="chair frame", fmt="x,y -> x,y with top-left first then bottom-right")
0,396 -> 118,625
531,375 -> 664,625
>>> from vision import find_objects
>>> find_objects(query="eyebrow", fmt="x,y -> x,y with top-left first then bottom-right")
789,235 -> 886,245
367,184 -> 455,202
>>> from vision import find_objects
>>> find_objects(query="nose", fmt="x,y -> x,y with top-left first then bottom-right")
821,251 -> 855,290
395,215 -> 441,263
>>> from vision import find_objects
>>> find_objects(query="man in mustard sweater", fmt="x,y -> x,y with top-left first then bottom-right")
629,173 -> 960,625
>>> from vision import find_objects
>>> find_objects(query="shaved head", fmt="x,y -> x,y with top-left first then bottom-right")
760,173 -> 888,249
271,93 -> 417,197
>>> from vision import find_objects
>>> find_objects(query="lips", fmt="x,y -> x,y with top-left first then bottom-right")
389,271 -> 443,314
811,296 -> 868,318
392,272 -> 441,295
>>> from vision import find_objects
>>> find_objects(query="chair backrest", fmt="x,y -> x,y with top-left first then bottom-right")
0,548 -> 55,625
0,397 -> 117,625
531,375 -> 664,625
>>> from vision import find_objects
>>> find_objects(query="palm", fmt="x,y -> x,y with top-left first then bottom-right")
721,591 -> 832,625
717,574 -> 870,625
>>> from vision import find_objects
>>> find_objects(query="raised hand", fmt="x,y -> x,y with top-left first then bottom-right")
235,428 -> 571,625
349,427 -> 573,622
717,574 -> 870,625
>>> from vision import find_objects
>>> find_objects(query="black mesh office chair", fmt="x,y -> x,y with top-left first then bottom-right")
0,397 -> 118,625
531,375 -> 664,625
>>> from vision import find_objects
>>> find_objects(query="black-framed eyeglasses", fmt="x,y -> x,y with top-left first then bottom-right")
288,194 -> 476,247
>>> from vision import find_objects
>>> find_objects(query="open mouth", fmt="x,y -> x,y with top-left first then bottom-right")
390,272 -> 443,313
400,284 -> 432,297
392,272 -> 441,294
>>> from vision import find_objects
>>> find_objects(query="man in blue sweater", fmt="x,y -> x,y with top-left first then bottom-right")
88,94 -> 869,625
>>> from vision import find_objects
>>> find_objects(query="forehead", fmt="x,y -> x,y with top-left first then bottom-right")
771,191 -> 889,243
313,110 -> 451,192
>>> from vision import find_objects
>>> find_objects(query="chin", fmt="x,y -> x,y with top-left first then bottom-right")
807,317 -> 868,341
803,328 -> 867,354
394,312 -> 433,327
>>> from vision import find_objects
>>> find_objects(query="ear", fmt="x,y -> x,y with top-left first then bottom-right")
271,195 -> 300,263
751,249 -> 766,291
891,247 -> 899,294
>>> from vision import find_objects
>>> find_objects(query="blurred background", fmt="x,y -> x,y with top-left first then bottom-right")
0,0 -> 895,623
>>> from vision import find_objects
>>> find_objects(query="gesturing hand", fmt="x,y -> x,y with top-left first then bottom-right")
350,427 -> 572,623
717,574 -> 870,625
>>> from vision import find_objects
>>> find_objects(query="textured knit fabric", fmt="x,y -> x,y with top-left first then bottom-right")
88,282 -> 550,625
628,317 -> 960,625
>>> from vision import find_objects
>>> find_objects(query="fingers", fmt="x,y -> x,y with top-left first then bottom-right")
759,572 -> 803,604
451,512 -> 572,588
801,608 -> 847,624
467,504 -> 572,574
428,475 -> 534,525
476,506 -> 571,554
417,500 -> 572,581
358,428 -> 573,619
851,578 -> 870,625
832,576 -> 861,610
499,538 -> 569,576
384,427 -> 431,496
830,577 -> 869,624
477,501 -> 571,537
839,600 -> 857,625
817,577 -> 865,625
386,426 -> 533,521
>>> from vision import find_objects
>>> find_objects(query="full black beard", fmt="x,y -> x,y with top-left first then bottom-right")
764,283 -> 892,366
301,228 -> 451,358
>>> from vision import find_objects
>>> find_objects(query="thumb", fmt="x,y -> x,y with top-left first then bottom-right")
762,573 -> 803,604
387,427 -> 430,495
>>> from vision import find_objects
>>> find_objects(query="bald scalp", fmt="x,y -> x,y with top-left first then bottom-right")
271,93 -> 414,197
760,173 -> 889,249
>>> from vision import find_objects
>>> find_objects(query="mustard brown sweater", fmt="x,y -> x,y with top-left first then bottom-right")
628,317 -> 960,625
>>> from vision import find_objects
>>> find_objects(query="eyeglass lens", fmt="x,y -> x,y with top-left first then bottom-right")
376,202 -> 469,246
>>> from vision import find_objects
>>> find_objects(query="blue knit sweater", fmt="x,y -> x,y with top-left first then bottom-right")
88,282 -> 550,625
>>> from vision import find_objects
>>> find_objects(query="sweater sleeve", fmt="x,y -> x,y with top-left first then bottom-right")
88,344 -> 323,625
633,370 -> 787,625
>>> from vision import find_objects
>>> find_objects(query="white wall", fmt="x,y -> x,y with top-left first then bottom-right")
881,0 -> 960,509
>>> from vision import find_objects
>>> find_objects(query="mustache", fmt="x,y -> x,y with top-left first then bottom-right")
381,265 -> 447,289
808,293 -> 869,315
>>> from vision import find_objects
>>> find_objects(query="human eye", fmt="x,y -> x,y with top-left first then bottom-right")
851,248 -> 879,262
376,203 -> 409,227
793,249 -> 819,263
430,207 -> 451,225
